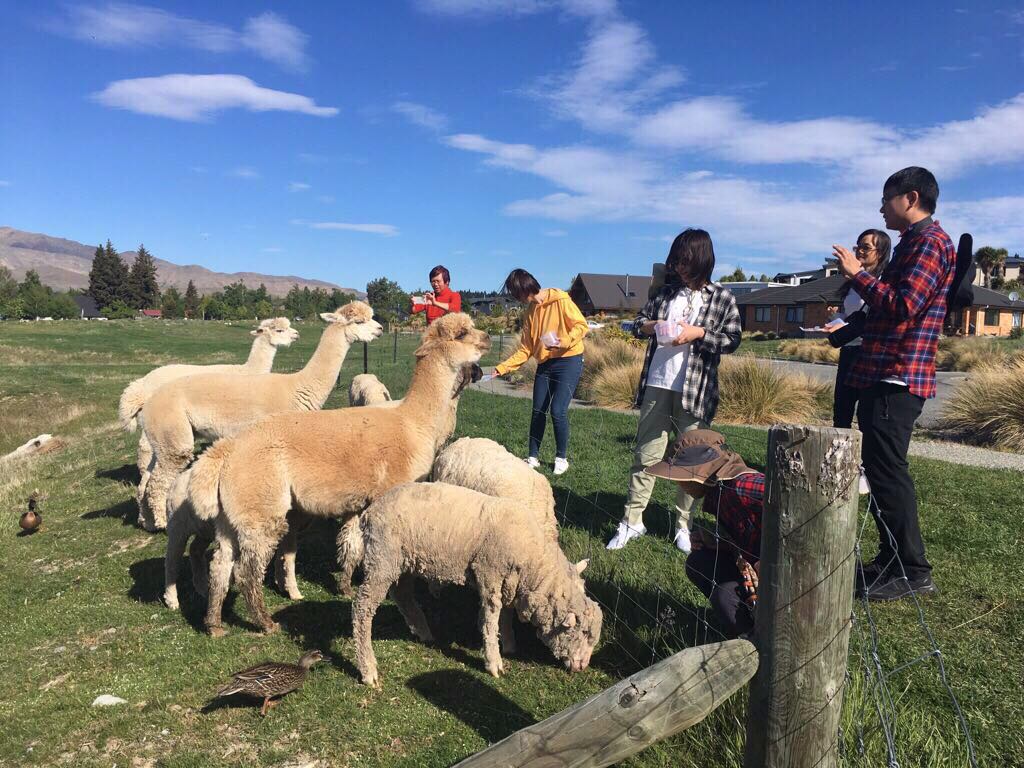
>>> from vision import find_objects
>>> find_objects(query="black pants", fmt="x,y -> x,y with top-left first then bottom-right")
833,345 -> 862,429
857,383 -> 931,579
685,549 -> 754,638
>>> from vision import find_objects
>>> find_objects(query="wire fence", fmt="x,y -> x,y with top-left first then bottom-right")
354,333 -> 978,767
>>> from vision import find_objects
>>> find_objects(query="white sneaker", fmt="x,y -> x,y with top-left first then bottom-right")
673,528 -> 692,554
606,521 -> 646,550
553,457 -> 569,475
859,467 -> 871,495
525,456 -> 540,469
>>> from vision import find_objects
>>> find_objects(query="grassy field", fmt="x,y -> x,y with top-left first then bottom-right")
1,319 -> 1020,767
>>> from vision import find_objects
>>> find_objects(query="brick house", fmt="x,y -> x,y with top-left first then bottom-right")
569,273 -> 652,316
948,286 -> 1024,337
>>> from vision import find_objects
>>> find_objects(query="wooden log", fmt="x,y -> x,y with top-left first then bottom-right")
454,638 -> 758,768
743,424 -> 861,768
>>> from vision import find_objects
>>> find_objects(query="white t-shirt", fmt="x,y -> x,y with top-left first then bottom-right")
646,289 -> 705,392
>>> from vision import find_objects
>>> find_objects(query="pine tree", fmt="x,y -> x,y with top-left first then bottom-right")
184,280 -> 200,319
127,244 -> 161,309
87,240 -> 128,309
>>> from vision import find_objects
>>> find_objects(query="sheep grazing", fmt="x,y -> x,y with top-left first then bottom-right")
137,303 -> 381,532
349,374 -> 391,406
120,317 -> 299,503
344,482 -> 602,688
184,312 -> 490,637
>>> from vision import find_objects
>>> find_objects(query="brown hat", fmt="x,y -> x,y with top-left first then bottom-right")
644,429 -> 756,485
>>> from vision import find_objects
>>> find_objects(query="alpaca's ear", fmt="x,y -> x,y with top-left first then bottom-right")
574,559 -> 589,575
251,328 -> 264,336
321,311 -> 345,324
415,339 -> 439,358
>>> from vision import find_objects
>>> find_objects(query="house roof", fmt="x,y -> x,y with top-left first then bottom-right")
571,273 -> 653,312
971,286 -> 1024,309
773,268 -> 826,282
140,309 -> 162,317
735,274 -> 847,306
73,294 -> 101,317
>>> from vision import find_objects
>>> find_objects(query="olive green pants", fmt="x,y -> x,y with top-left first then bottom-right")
623,386 -> 706,532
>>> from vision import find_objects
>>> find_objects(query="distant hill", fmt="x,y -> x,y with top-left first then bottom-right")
0,227 -> 363,298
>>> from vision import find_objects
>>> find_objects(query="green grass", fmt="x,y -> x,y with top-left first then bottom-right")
1,319 -> 1020,767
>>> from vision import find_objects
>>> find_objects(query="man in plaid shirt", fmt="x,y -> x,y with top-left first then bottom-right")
834,166 -> 954,602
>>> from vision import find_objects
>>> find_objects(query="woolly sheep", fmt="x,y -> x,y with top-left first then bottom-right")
342,482 -> 601,687
349,374 -> 392,406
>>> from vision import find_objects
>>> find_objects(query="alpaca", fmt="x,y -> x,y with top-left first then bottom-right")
348,374 -> 391,406
137,302 -> 380,531
184,312 -> 490,636
121,317 -> 298,499
344,482 -> 601,687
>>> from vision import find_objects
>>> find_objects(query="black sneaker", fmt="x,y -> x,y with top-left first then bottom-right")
854,559 -> 888,597
865,574 -> 938,602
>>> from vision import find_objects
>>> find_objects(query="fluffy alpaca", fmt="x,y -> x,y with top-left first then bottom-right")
344,482 -> 601,687
137,303 -> 380,531
185,313 -> 490,636
122,317 -> 298,502
349,374 -> 391,406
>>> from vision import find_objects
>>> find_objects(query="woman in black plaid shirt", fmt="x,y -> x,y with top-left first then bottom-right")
606,229 -> 742,553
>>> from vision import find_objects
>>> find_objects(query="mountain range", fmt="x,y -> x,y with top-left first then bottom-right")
0,227 -> 361,297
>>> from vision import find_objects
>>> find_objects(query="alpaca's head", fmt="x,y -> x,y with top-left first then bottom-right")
322,301 -> 383,344
252,317 -> 299,347
415,313 -> 490,370
517,559 -> 601,673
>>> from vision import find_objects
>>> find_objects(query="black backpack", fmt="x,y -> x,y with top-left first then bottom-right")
948,233 -> 975,313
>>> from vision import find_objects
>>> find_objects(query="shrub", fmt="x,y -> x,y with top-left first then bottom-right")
939,360 -> 1024,451
750,331 -> 767,341
590,360 -> 643,409
938,338 -> 1009,372
777,339 -> 841,364
716,355 -> 830,425
765,331 -> 777,340
1010,327 -> 1023,340
578,335 -> 644,401
599,324 -> 645,348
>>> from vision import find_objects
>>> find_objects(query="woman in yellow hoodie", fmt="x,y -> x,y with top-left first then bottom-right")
493,269 -> 588,475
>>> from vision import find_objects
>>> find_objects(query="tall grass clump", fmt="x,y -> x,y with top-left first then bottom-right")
578,333 -> 644,402
716,355 -> 830,424
937,338 -> 1009,371
939,360 -> 1024,451
590,360 -> 643,409
777,339 -> 841,364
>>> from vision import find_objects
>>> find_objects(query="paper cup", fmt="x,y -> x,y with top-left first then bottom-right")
541,331 -> 560,347
655,321 -> 679,345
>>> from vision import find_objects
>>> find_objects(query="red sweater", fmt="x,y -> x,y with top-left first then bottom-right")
412,287 -> 461,324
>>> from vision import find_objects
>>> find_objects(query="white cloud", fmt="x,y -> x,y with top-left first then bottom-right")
288,181 -> 311,192
263,247 -> 283,253
392,101 -> 449,131
92,74 -> 338,121
544,229 -> 568,237
414,0 -> 614,17
58,4 -> 309,70
294,220 -> 400,236
940,196 -> 1024,255
189,165 -> 207,174
316,195 -> 335,203
228,166 -> 260,180
0,180 -> 10,187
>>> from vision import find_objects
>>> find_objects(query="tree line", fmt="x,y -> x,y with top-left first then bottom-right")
0,267 -> 81,319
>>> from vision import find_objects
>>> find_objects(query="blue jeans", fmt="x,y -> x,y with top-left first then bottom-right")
530,354 -> 584,459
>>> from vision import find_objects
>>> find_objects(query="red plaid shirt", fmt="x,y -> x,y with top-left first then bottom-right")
845,218 -> 955,399
702,472 -> 764,562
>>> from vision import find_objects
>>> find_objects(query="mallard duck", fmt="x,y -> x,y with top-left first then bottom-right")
19,490 -> 43,533
214,649 -> 323,715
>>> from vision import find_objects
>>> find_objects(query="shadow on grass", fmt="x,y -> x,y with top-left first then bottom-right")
407,669 -> 537,744
81,498 -> 139,526
95,463 -> 140,485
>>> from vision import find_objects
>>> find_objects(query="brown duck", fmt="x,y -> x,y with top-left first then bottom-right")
215,649 -> 323,715
19,491 -> 43,533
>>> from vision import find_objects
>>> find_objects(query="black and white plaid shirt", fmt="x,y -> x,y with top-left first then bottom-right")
631,281 -> 742,423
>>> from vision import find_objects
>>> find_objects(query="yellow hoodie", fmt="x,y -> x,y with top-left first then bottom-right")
495,288 -> 588,375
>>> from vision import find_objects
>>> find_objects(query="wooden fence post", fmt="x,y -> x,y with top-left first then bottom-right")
363,341 -> 368,375
393,328 -> 398,364
743,424 -> 861,768
456,639 -> 758,768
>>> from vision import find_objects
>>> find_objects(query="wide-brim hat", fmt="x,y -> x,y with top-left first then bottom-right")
644,429 -> 756,485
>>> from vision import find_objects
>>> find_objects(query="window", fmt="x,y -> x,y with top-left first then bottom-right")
755,306 -> 771,322
785,306 -> 805,323
1013,312 -> 1022,328
984,309 -> 1000,326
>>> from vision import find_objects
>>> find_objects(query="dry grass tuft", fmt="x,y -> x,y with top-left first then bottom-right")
578,334 -> 644,402
939,360 -> 1024,451
716,355 -> 829,425
936,338 -> 1024,372
589,360 -> 643,409
777,339 -> 841,364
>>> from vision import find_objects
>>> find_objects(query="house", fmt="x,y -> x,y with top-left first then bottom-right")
569,273 -> 653,315
139,309 -> 162,319
719,280 -> 790,296
973,254 -> 1023,286
949,286 -> 1024,337
468,296 -> 518,315
72,295 -> 102,319
772,262 -> 841,286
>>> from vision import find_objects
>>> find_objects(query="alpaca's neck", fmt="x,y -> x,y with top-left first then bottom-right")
399,355 -> 461,429
244,336 -> 278,373
291,324 -> 351,409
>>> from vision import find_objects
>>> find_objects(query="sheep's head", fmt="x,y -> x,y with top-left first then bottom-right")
252,317 -> 299,347
415,313 -> 491,369
322,301 -> 383,344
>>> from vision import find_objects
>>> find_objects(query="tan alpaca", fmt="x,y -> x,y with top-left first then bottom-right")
348,373 -> 391,406
185,313 -> 490,636
121,317 -> 299,502
343,482 -> 602,687
137,302 -> 381,531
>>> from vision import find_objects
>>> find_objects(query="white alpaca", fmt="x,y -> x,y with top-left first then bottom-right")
137,302 -> 381,531
348,374 -> 391,406
343,482 -> 601,687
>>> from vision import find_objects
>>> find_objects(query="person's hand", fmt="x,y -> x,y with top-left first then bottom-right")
480,373 -> 496,383
672,323 -> 705,345
424,292 -> 436,306
824,318 -> 846,332
541,332 -> 561,349
833,245 -> 862,279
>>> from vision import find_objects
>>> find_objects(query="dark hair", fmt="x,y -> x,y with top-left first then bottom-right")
503,268 -> 541,302
429,265 -> 450,284
666,228 -> 715,290
884,166 -> 939,214
839,229 -> 892,301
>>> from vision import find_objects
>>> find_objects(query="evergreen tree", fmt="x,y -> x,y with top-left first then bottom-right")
183,280 -> 200,318
366,277 -> 409,324
161,286 -> 185,318
88,240 -> 128,309
127,244 -> 161,309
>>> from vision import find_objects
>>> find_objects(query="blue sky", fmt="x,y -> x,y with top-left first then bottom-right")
1,0 -> 1023,294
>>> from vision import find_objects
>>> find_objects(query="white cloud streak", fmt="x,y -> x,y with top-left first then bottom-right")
288,182 -> 311,192
392,101 -> 449,131
294,220 -> 400,236
228,166 -> 260,180
92,74 -> 338,121
59,4 -> 309,71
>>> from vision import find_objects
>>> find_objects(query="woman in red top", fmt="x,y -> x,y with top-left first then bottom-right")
411,265 -> 462,324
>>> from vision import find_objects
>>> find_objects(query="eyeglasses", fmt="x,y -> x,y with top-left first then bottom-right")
880,192 -> 903,206
854,245 -> 877,255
